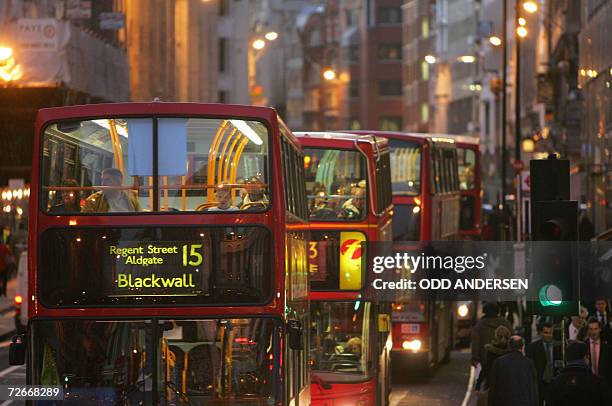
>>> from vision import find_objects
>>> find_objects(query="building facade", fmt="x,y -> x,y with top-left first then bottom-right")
579,0 -> 612,232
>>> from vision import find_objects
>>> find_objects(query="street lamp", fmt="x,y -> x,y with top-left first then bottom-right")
458,55 -> 476,63
322,69 -> 336,81
252,39 -> 266,50
264,31 -> 279,41
522,1 -> 538,14
516,26 -> 528,38
424,54 -> 437,64
489,36 -> 502,47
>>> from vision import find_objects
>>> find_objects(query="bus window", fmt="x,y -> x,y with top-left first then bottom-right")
310,301 -> 373,379
160,318 -> 280,404
303,149 -> 367,221
388,139 -> 421,196
375,152 -> 393,213
458,148 -> 476,190
41,118 -> 270,213
392,205 -> 421,241
31,320 -> 152,402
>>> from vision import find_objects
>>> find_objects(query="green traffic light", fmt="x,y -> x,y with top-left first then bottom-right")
539,284 -> 563,307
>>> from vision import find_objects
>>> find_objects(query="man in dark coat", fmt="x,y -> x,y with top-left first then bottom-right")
545,341 -> 609,406
471,302 -> 513,367
525,322 -> 562,405
585,317 -> 612,384
488,336 -> 538,406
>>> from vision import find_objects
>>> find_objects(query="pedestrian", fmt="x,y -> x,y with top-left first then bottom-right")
585,317 -> 612,384
526,321 -> 561,405
487,335 -> 538,406
545,341 -> 610,406
475,325 -> 511,406
591,299 -> 612,340
471,302 -> 513,368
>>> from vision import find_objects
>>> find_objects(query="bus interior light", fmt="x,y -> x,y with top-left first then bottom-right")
229,119 -> 263,145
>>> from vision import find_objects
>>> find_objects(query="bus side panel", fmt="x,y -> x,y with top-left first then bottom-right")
284,230 -> 309,406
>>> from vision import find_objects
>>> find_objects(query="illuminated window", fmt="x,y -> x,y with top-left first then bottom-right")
421,61 -> 429,80
422,17 -> 429,38
421,103 -> 429,123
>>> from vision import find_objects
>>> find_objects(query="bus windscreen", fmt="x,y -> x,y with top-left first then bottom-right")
39,226 -> 272,306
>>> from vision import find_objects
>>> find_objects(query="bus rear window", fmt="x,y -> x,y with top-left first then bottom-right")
41,117 -> 269,213
389,139 -> 421,196
39,226 -> 272,307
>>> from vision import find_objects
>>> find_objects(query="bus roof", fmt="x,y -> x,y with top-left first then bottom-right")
342,130 -> 459,146
37,102 -> 280,126
294,131 -> 388,153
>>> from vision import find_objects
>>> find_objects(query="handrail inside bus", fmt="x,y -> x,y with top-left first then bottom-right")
43,183 -> 269,191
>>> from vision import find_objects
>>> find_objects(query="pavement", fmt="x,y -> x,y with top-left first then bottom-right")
0,278 -> 16,341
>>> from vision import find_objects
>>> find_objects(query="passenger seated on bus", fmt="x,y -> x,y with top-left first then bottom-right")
346,337 -> 362,357
207,184 -> 238,211
240,176 -> 268,210
310,184 -> 336,219
82,168 -> 141,213
50,179 -> 81,213
338,180 -> 366,219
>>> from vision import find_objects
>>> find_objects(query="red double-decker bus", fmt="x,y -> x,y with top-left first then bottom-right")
454,135 -> 482,239
11,103 -> 310,405
296,132 -> 393,405
348,131 -> 460,375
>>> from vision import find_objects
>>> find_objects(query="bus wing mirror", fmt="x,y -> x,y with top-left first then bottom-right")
287,320 -> 303,350
378,314 -> 391,333
9,335 -> 26,365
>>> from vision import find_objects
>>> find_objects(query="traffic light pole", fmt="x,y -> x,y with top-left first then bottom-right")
515,0 -> 522,241
501,0 -> 508,212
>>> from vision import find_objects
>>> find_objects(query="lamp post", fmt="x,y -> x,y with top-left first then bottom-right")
248,32 -> 279,105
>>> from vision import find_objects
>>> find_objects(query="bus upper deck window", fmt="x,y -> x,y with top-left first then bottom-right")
42,117 -> 270,214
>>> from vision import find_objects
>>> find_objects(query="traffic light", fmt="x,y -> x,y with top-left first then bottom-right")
530,155 -> 578,316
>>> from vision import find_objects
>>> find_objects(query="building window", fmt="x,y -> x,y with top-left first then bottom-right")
421,103 -> 429,123
349,81 -> 360,98
218,91 -> 227,103
378,43 -> 401,61
218,38 -> 227,73
379,117 -> 403,131
348,45 -> 360,63
219,0 -> 229,16
379,80 -> 402,96
377,7 -> 402,24
346,9 -> 360,27
349,119 -> 361,130
421,61 -> 429,80
421,17 -> 429,38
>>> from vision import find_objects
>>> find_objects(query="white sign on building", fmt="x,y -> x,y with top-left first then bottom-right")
17,19 -> 58,52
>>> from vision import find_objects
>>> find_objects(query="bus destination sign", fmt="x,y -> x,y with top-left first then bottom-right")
106,242 -> 209,296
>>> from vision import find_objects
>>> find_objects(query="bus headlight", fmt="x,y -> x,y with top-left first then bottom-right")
402,339 -> 422,352
457,304 -> 469,318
